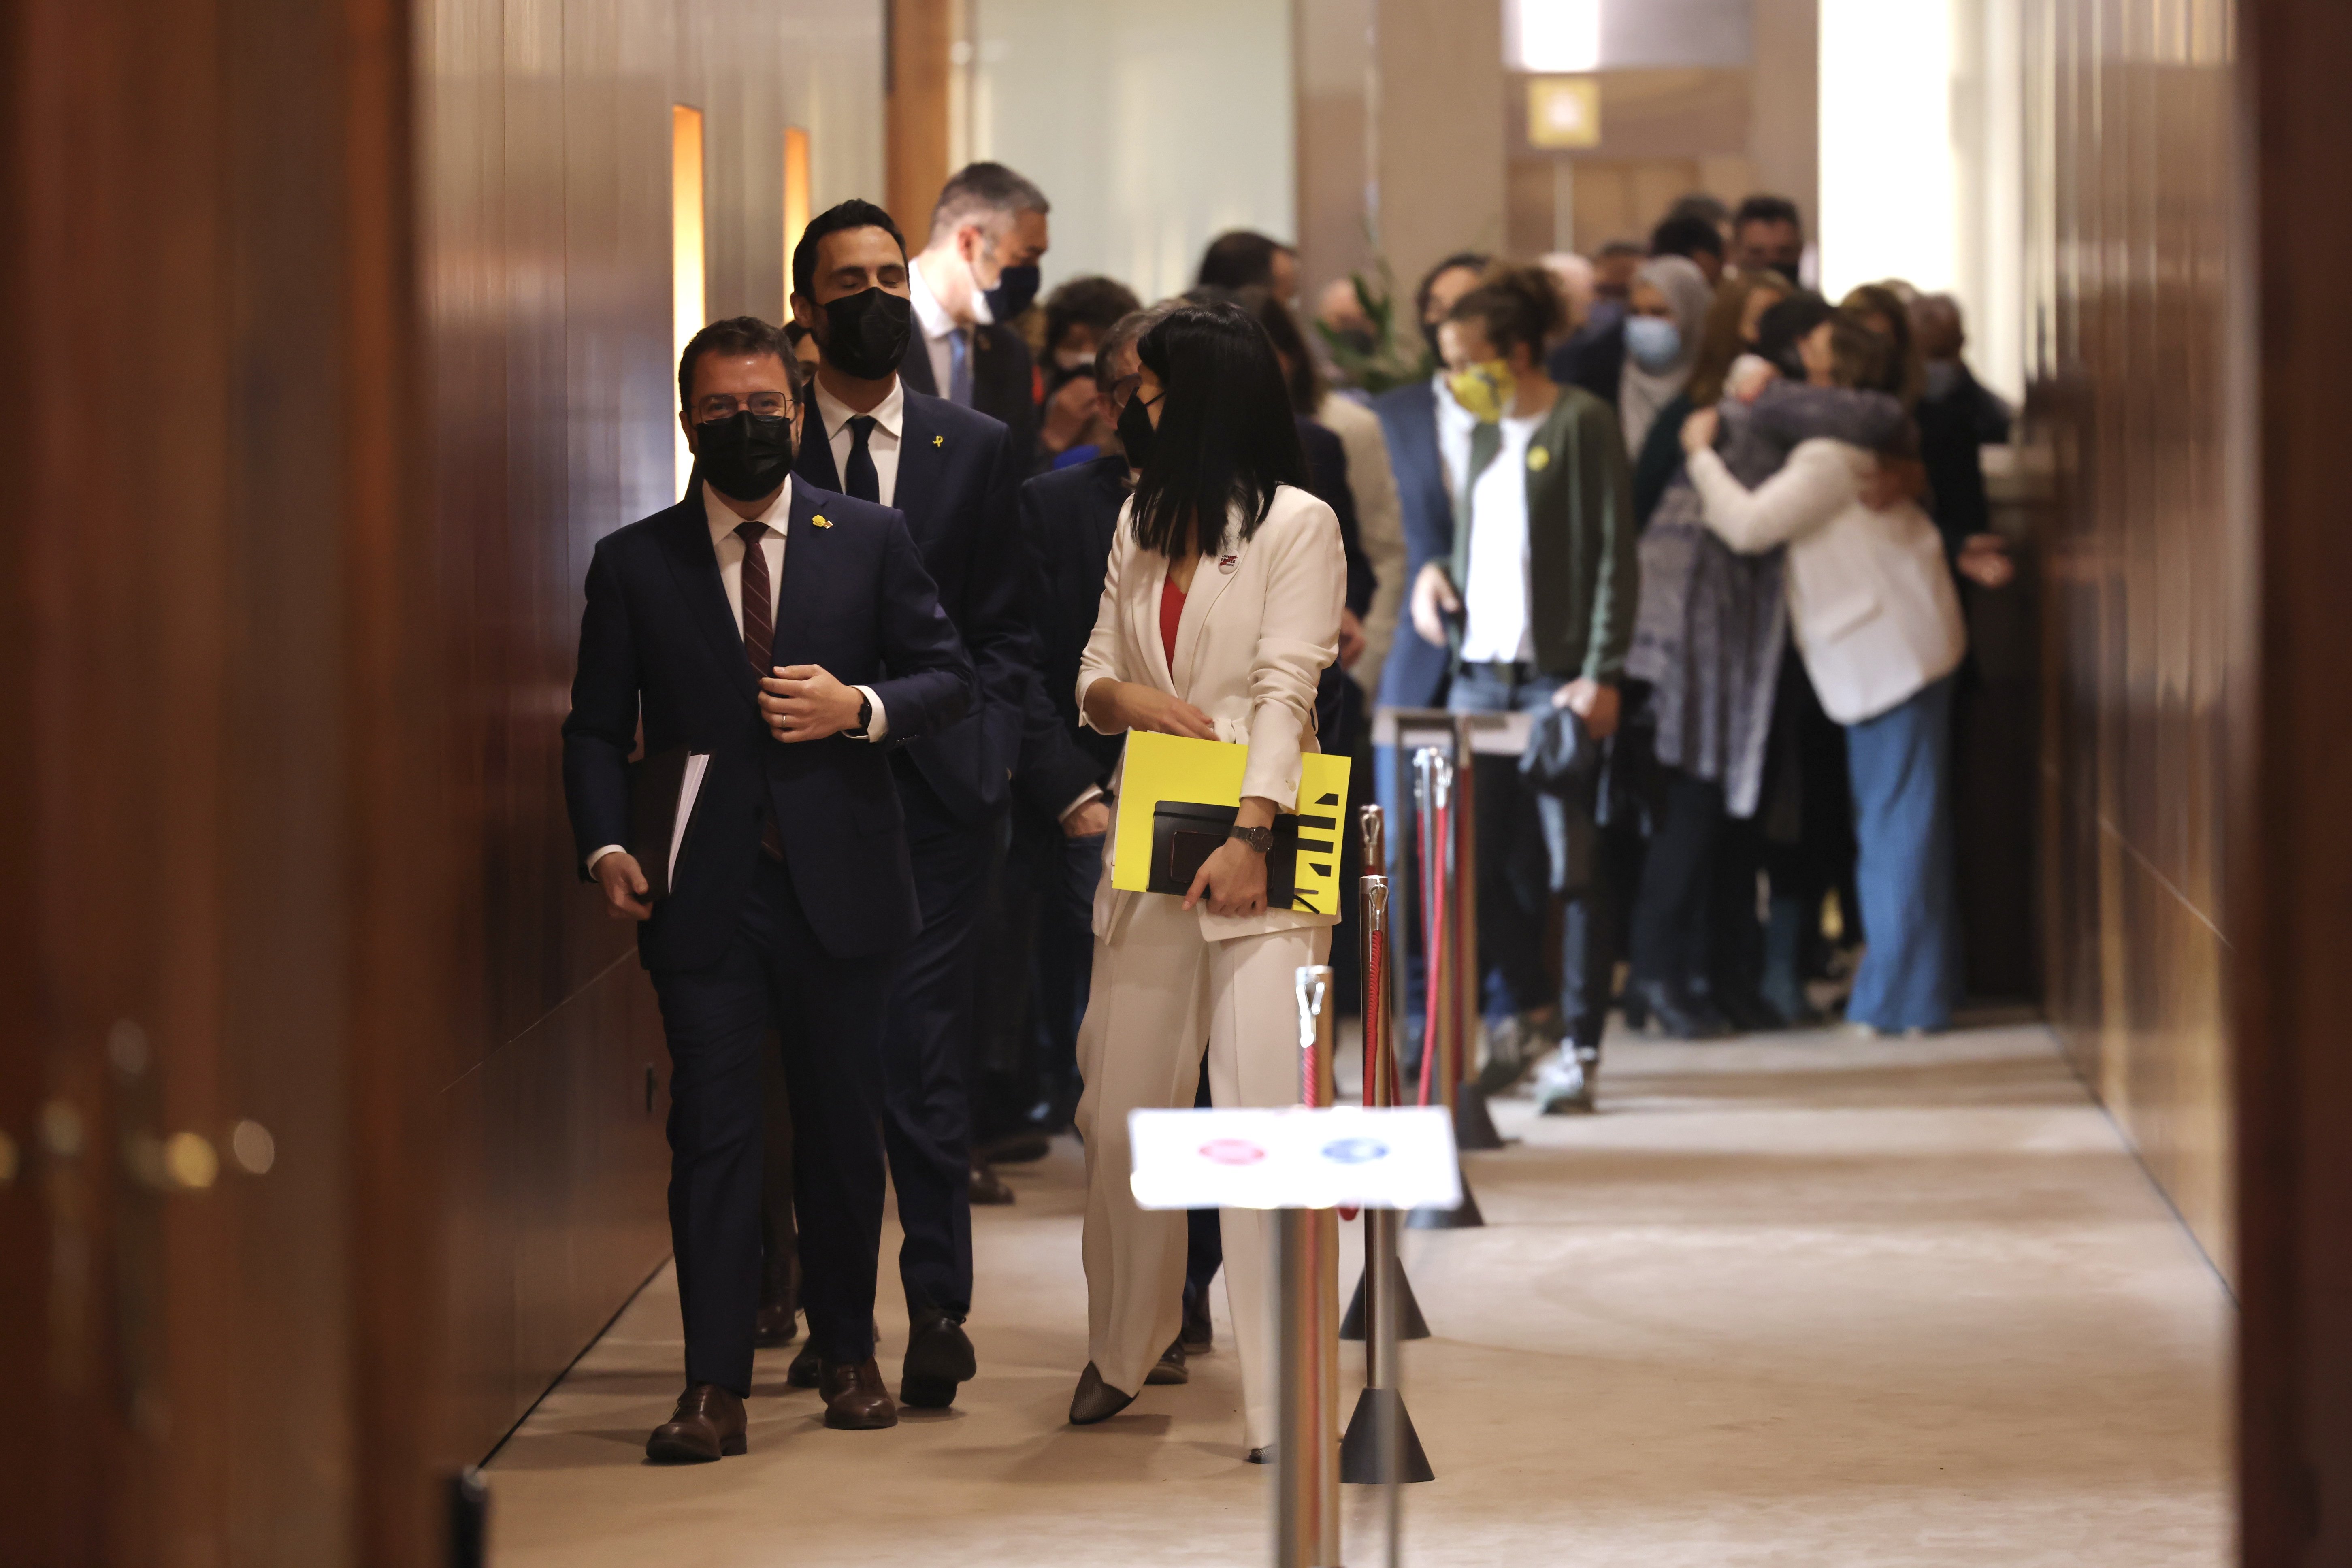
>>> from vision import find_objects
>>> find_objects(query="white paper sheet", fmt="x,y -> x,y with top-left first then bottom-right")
1127,1106 -> 1461,1212
669,753 -> 710,888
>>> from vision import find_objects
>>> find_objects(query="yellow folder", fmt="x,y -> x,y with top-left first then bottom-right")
1111,732 -> 1353,916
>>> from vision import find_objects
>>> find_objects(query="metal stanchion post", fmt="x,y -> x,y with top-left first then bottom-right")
1341,808 -> 1438,1485
1410,751 -> 1483,1230
1451,715 -> 1505,1153
1342,805 -> 1431,1344
1275,968 -> 1342,1568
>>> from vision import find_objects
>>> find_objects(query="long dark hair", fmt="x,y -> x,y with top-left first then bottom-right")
1129,303 -> 1307,559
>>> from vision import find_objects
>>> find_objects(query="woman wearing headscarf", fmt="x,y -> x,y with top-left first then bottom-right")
1616,255 -> 1715,458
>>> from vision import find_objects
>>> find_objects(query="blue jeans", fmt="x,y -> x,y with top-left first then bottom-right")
1842,676 -> 1962,1031
1447,663 -> 1617,1049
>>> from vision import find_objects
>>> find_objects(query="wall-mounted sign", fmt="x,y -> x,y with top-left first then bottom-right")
1527,77 -> 1602,149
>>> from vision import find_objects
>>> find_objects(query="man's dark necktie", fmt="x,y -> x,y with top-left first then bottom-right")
735,520 -> 774,673
844,414 -> 881,502
735,519 -> 786,860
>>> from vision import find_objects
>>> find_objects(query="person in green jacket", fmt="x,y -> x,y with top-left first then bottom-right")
1407,264 -> 1639,1112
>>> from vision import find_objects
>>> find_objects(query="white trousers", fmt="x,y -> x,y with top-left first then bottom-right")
1074,896 -> 1330,1450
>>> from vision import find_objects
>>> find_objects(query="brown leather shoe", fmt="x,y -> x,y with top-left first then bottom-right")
818,1357 -> 899,1430
646,1383 -> 746,1463
969,1161 -> 1016,1206
754,1297 -> 799,1349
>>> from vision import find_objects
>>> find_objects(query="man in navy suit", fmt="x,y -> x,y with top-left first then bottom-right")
1371,252 -> 1487,1074
788,198 -> 1035,1411
901,162 -> 1048,469
563,316 -> 973,1459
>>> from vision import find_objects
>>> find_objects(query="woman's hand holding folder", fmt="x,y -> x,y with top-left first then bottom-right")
1082,677 -> 1219,741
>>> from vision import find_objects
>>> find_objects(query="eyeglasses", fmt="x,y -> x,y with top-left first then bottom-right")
1107,374 -> 1162,415
695,392 -> 795,420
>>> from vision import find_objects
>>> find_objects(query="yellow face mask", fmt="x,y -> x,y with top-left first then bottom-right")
1447,358 -> 1516,424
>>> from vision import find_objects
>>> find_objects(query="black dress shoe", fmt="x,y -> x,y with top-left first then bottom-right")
646,1383 -> 746,1463
969,1161 -> 1016,1206
900,1312 -> 977,1409
1633,978 -> 1733,1040
1145,1337 -> 1188,1385
1709,982 -> 1787,1033
785,1342 -> 822,1388
1246,1445 -> 1274,1465
1180,1290 -> 1214,1353
754,1298 -> 799,1349
1067,1362 -> 1136,1425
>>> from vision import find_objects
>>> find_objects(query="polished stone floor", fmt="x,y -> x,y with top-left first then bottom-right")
486,1023 -> 2229,1566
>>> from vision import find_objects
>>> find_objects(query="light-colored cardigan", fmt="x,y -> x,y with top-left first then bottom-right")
1077,483 -> 1347,943
1686,438 -> 1966,725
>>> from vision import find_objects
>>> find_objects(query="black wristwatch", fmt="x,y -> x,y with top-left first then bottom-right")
1227,824 -> 1274,854
850,693 -> 873,737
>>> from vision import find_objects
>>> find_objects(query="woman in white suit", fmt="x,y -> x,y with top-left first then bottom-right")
1679,312 -> 1968,1033
1065,302 -> 1346,1457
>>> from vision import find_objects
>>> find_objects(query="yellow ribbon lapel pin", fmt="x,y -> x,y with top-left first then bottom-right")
1527,445 -> 1551,472
932,435 -> 944,447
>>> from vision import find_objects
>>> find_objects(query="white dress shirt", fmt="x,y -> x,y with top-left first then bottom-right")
909,258 -> 968,403
582,477 -> 886,874
814,375 -> 907,507
1433,369 -> 1478,502
1457,411 -> 1543,664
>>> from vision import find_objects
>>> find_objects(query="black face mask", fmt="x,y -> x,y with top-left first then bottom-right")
821,287 -> 913,381
982,262 -> 1041,323
1116,390 -> 1156,471
695,410 -> 797,501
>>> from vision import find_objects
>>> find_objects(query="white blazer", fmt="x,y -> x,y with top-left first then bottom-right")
1077,482 -> 1347,943
1686,438 -> 1966,725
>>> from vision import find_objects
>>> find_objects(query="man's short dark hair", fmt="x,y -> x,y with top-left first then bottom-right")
1196,230 -> 1294,292
1413,251 -> 1491,322
1650,213 -> 1726,262
1597,239 -> 1644,261
927,162 -> 1050,242
678,316 -> 797,413
1666,192 -> 1729,229
792,198 -> 907,301
1044,276 -> 1145,356
1734,194 -> 1804,237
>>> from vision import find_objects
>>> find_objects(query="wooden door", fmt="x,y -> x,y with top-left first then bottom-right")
0,0 -> 447,1562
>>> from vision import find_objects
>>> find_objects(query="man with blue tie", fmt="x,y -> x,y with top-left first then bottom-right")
562,317 -> 974,1457
788,198 -> 1035,1411
902,162 -> 1049,469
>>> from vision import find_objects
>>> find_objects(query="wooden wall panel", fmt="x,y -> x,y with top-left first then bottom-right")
2240,2 -> 2352,1561
1,1 -> 882,1560
2024,0 -> 2240,1275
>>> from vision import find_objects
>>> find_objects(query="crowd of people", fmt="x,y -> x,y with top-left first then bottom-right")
559,163 -> 2017,1462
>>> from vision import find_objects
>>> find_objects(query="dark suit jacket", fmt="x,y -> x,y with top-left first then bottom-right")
797,386 -> 1035,825
1015,454 -> 1130,806
902,322 -> 1040,477
1298,415 -> 1374,750
1547,312 -> 1626,411
562,483 -> 974,967
1299,417 -> 1376,618
1370,379 -> 1454,711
